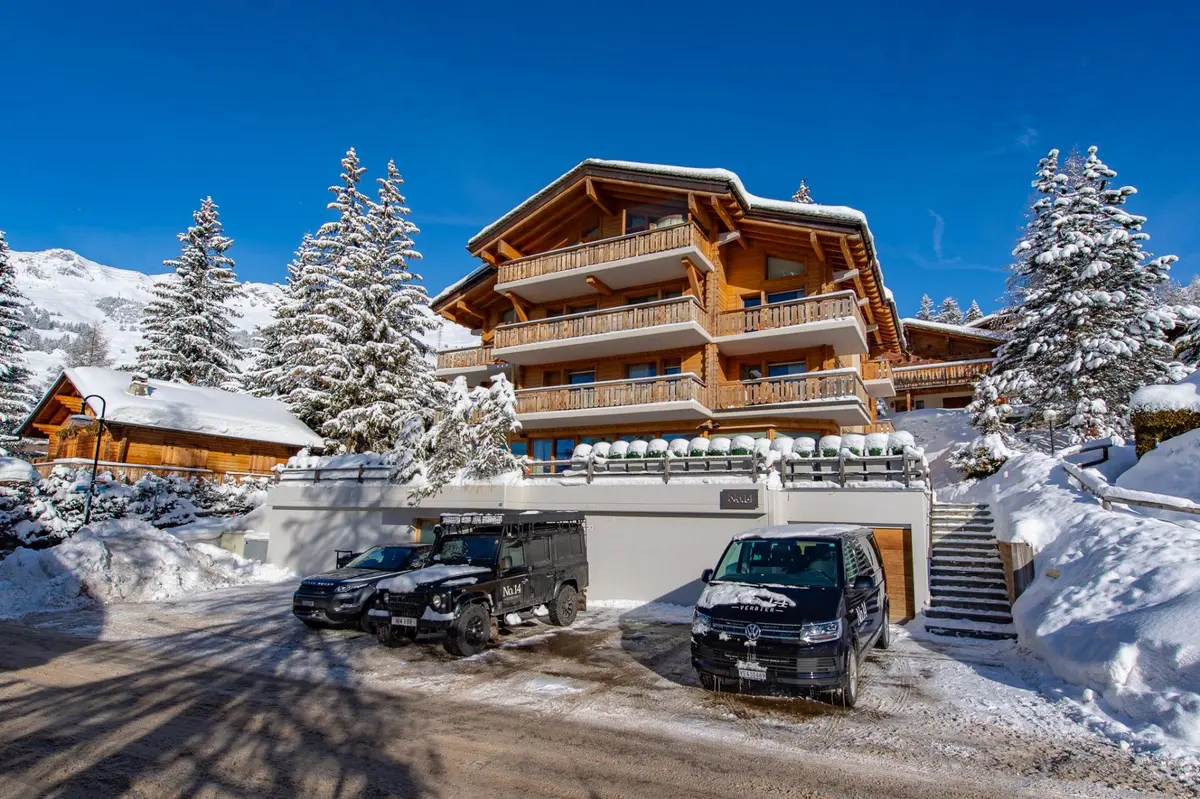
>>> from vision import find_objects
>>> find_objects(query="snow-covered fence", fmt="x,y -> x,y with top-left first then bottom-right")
524,453 -> 765,484
783,453 -> 929,488
277,465 -> 394,484
1062,461 -> 1200,516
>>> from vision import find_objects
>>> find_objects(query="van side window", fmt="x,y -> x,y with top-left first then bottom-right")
859,536 -> 882,574
851,540 -> 873,577
501,540 -> 525,569
842,543 -> 858,584
526,536 -> 551,567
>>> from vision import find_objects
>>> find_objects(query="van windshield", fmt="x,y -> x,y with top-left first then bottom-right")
433,535 -> 499,567
713,538 -> 841,589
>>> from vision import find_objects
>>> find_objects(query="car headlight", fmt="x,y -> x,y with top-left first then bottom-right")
799,619 -> 842,643
333,585 -> 365,599
692,610 -> 712,636
430,593 -> 447,612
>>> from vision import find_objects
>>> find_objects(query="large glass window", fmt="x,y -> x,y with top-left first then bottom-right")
626,362 -> 657,380
740,364 -> 764,381
626,294 -> 656,306
554,439 -> 575,461
435,535 -> 500,566
662,358 -> 682,376
742,294 -> 762,309
662,433 -> 691,441
532,439 -> 552,463
767,361 -> 808,378
713,538 -> 841,589
500,307 -> 517,324
569,303 -> 597,315
766,256 -> 806,279
624,202 -> 687,234
567,369 -> 595,385
509,441 -> 527,458
766,289 -> 805,304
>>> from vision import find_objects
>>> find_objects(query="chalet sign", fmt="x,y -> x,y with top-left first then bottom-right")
719,489 -> 759,511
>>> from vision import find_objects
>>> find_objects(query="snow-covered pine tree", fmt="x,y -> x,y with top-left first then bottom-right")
965,300 -> 984,323
0,230 -> 35,437
465,373 -> 523,481
1176,314 -> 1200,367
937,297 -> 964,325
64,322 -> 112,368
136,198 -> 246,390
952,373 -> 1015,478
792,180 -> 814,204
915,294 -> 935,321
410,377 -> 474,500
317,154 -> 436,453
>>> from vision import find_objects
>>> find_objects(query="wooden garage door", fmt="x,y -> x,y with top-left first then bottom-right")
873,527 -> 915,622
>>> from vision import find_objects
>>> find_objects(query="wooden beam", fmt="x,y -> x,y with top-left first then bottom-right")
688,193 -> 716,240
585,276 -> 613,296
858,296 -> 871,307
717,230 -> 749,249
682,256 -> 703,301
810,231 -> 827,263
585,178 -> 612,215
478,249 -> 498,266
32,423 -> 59,434
833,269 -> 860,283
838,235 -> 860,270
497,239 -> 523,262
504,292 -> 530,322
455,300 -> 484,323
710,197 -> 738,234
54,396 -> 84,413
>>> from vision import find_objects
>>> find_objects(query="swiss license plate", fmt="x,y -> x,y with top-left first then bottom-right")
737,662 -> 768,681
393,617 -> 418,628
299,600 -> 315,607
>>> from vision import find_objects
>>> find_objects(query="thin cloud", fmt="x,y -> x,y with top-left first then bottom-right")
1016,127 -> 1038,149
927,209 -> 946,260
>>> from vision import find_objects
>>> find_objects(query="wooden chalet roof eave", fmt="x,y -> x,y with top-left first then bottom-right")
16,372 -> 73,439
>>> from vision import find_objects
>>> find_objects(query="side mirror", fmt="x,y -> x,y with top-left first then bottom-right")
853,575 -> 875,591
700,568 -> 714,584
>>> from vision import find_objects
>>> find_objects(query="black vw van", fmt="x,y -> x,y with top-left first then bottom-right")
690,525 -> 890,707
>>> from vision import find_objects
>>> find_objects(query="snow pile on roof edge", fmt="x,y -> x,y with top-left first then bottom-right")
1131,372 -> 1200,414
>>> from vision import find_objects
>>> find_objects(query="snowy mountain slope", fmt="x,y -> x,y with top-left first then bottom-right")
10,249 -> 478,387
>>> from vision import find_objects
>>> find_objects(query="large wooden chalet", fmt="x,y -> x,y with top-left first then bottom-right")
19,368 -> 325,480
886,318 -> 1008,412
431,159 -> 906,469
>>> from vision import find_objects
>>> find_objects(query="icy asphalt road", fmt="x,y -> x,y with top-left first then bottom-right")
0,583 -> 1192,798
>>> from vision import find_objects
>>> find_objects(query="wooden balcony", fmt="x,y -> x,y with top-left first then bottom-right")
861,359 -> 896,398
494,222 -> 717,303
715,291 -> 869,356
514,373 -> 709,430
492,296 -> 712,365
434,345 -> 507,378
715,370 -> 871,426
893,359 -> 993,391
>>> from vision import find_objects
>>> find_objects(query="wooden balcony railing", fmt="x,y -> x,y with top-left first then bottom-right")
717,370 -> 870,410
716,291 -> 864,337
496,222 -> 716,285
494,296 -> 707,349
436,345 -> 498,372
516,373 -> 706,414
893,359 -> 993,390
862,359 -> 894,382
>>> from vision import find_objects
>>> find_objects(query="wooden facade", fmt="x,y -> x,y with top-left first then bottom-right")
22,374 -> 309,480
432,160 -> 906,466
887,319 -> 1005,412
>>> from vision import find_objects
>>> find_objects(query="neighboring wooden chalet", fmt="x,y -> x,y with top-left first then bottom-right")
18,368 -> 325,480
886,318 -> 1007,412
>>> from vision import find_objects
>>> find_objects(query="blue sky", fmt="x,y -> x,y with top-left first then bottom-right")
2,1 -> 1197,317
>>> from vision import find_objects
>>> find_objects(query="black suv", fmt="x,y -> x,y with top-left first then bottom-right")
372,511 -> 589,656
292,544 -> 432,631
690,525 -> 890,707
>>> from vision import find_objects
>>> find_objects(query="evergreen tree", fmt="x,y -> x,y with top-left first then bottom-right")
953,373 -> 1016,478
1176,314 -> 1200,367
0,231 -> 35,436
411,377 -> 474,500
464,373 -> 522,481
965,300 -> 985,323
64,322 -> 112,368
136,198 -> 246,390
791,180 -> 814,204
915,294 -> 935,321
315,153 -> 436,453
937,297 -> 964,325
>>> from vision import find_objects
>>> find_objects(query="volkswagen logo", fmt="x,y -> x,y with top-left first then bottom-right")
745,623 -> 761,641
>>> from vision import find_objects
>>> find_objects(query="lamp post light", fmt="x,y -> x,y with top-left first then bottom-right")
1043,408 -> 1059,456
65,394 -> 107,527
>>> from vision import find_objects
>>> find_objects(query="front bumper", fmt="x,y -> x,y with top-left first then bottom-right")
293,592 -> 367,624
383,597 -> 453,633
691,640 -> 846,688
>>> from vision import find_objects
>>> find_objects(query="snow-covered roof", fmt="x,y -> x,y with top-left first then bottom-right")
1131,371 -> 1200,415
901,317 -> 1008,342
25,368 -> 325,448
430,262 -> 493,309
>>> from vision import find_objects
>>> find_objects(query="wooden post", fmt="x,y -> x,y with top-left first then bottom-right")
662,453 -> 671,484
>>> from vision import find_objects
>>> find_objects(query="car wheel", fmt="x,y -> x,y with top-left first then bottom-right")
875,606 -> 891,650
841,646 -> 860,708
360,611 -> 376,635
445,603 -> 490,657
547,584 -> 578,627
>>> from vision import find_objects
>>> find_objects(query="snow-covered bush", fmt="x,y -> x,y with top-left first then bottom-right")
127,473 -> 199,528
841,433 -> 865,456
647,438 -> 669,458
865,433 -> 889,456
591,441 -> 612,461
770,436 -> 795,459
731,435 -> 755,456
571,443 -> 593,465
668,439 -> 690,458
626,440 -> 649,459
709,437 -> 731,455
793,437 -> 816,458
754,438 -> 772,457
819,435 -> 842,458
887,431 -> 915,455
0,481 -> 44,552
953,373 -> 1017,479
689,437 -> 710,457
33,466 -> 133,538
610,440 -> 630,459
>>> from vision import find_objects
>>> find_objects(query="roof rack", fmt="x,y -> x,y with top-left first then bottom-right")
436,510 -> 586,537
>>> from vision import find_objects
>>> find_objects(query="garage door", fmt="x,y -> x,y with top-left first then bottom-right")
873,527 -> 915,622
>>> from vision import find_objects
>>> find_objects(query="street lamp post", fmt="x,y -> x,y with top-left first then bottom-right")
66,394 -> 108,527
1043,408 -> 1059,456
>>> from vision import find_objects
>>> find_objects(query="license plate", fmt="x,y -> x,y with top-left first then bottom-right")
299,600 -> 314,607
737,662 -> 768,681
367,609 -> 390,618
392,617 -> 418,628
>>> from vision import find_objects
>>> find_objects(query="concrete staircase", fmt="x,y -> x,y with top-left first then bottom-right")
925,502 -> 1018,641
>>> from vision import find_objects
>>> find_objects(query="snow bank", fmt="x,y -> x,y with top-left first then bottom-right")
1131,371 -> 1200,414
889,409 -> 972,487
0,458 -> 38,484
0,519 -> 291,619
1116,429 -> 1200,528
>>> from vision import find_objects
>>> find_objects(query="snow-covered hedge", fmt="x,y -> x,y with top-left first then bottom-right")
731,435 -> 755,456
689,437 -> 710,457
648,438 -> 669,457
841,433 -> 865,456
819,435 -> 842,458
669,439 -> 690,458
865,433 -> 889,457
888,431 -> 915,455
626,440 -> 649,459
709,437 -> 731,455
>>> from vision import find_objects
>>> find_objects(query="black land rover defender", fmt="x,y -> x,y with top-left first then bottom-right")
292,544 -> 432,632
371,511 -> 589,656
691,525 -> 890,707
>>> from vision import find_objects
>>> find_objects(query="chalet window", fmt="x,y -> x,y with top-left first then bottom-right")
767,361 -> 807,379
915,400 -> 926,410
500,307 -> 517,325
663,288 -> 684,299
545,308 -> 562,318
624,201 -> 687,234
626,362 -> 657,380
569,303 -> 597,315
766,289 -> 805,304
509,441 -> 527,458
662,357 -> 682,376
626,294 -> 657,306
742,294 -> 762,309
582,224 -> 603,243
740,364 -> 764,381
766,256 -> 806,280
566,369 -> 595,385
554,438 -> 576,461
